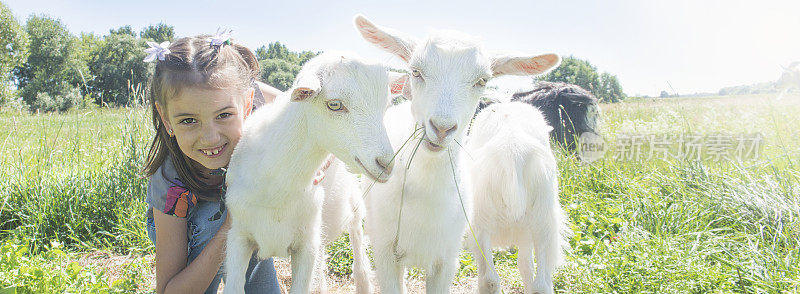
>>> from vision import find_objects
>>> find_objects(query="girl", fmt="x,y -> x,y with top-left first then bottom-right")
142,35 -> 283,294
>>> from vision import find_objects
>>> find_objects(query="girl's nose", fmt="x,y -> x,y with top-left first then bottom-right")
200,123 -> 222,145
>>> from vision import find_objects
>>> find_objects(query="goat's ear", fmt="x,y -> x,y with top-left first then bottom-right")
291,87 -> 317,102
491,53 -> 561,77
290,72 -> 321,102
354,15 -> 416,63
388,72 -> 411,99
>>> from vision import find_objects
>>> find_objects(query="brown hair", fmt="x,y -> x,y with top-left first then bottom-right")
143,35 -> 260,201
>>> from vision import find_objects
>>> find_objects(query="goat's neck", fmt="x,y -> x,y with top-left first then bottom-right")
262,104 -> 329,190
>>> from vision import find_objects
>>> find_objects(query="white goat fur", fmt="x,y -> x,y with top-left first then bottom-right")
354,15 -> 562,294
315,158 -> 371,293
223,52 -> 395,294
467,101 -> 568,294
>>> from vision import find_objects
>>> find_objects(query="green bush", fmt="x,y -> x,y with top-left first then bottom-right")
0,238 -> 146,293
30,87 -> 82,112
0,86 -> 27,111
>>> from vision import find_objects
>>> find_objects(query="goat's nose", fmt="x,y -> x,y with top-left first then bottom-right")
429,119 -> 457,141
375,153 -> 394,175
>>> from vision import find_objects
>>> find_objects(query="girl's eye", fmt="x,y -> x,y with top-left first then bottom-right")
475,77 -> 488,87
217,112 -> 232,119
179,118 -> 197,125
326,100 -> 346,112
411,69 -> 422,79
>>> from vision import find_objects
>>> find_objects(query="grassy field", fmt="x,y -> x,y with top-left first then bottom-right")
0,94 -> 798,293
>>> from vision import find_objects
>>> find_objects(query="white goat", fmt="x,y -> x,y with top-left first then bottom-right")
315,158 -> 372,293
223,52 -> 397,294
354,15 -> 562,293
467,101 -> 568,294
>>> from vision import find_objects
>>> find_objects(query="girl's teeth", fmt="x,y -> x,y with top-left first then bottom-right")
203,146 -> 222,156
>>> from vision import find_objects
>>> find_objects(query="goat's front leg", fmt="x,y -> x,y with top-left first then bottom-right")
223,228 -> 253,294
425,254 -> 458,294
312,239 -> 329,294
349,204 -> 371,294
472,231 -> 500,294
373,242 -> 405,294
288,236 -> 319,294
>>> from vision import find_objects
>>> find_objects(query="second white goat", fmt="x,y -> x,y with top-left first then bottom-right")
354,15 -> 562,294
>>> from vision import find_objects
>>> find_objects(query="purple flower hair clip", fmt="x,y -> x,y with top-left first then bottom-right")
209,28 -> 233,47
144,41 -> 171,62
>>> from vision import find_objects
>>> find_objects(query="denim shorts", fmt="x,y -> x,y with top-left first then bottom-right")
146,200 -> 281,294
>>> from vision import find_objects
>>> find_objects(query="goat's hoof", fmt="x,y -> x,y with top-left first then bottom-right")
479,279 -> 501,294
527,286 -> 555,294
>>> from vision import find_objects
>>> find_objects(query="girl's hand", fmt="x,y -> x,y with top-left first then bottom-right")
220,212 -> 232,232
312,155 -> 335,185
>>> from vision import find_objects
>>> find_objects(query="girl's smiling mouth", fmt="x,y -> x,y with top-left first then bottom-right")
200,143 -> 227,158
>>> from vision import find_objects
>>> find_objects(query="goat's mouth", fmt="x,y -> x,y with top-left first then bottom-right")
422,135 -> 445,152
355,157 -> 389,183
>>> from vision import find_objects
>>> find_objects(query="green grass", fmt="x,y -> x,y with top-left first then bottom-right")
0,106 -> 152,254
1,94 -> 799,292
0,237 -> 147,293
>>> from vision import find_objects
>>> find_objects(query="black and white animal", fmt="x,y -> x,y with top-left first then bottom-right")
510,81 -> 601,151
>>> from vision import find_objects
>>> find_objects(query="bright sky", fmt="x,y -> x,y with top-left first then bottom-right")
5,0 -> 800,97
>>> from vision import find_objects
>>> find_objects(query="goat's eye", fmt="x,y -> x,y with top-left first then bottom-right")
326,99 -> 346,111
411,69 -> 422,79
475,77 -> 488,87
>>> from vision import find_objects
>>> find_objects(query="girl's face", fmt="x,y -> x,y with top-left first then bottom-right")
156,87 -> 253,171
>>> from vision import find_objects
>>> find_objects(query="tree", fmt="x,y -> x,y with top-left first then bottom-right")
0,1 -> 29,105
74,32 -> 101,94
88,32 -> 149,106
255,42 -> 319,91
256,42 -> 290,61
16,14 -> 82,108
537,56 -> 626,103
599,72 -> 624,102
109,25 -> 135,37
258,58 -> 300,91
140,23 -> 174,43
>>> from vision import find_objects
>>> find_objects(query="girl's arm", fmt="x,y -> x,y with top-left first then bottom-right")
153,209 -> 230,294
255,81 -> 282,104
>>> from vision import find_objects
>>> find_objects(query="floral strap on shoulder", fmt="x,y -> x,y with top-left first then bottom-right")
165,179 -> 197,218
